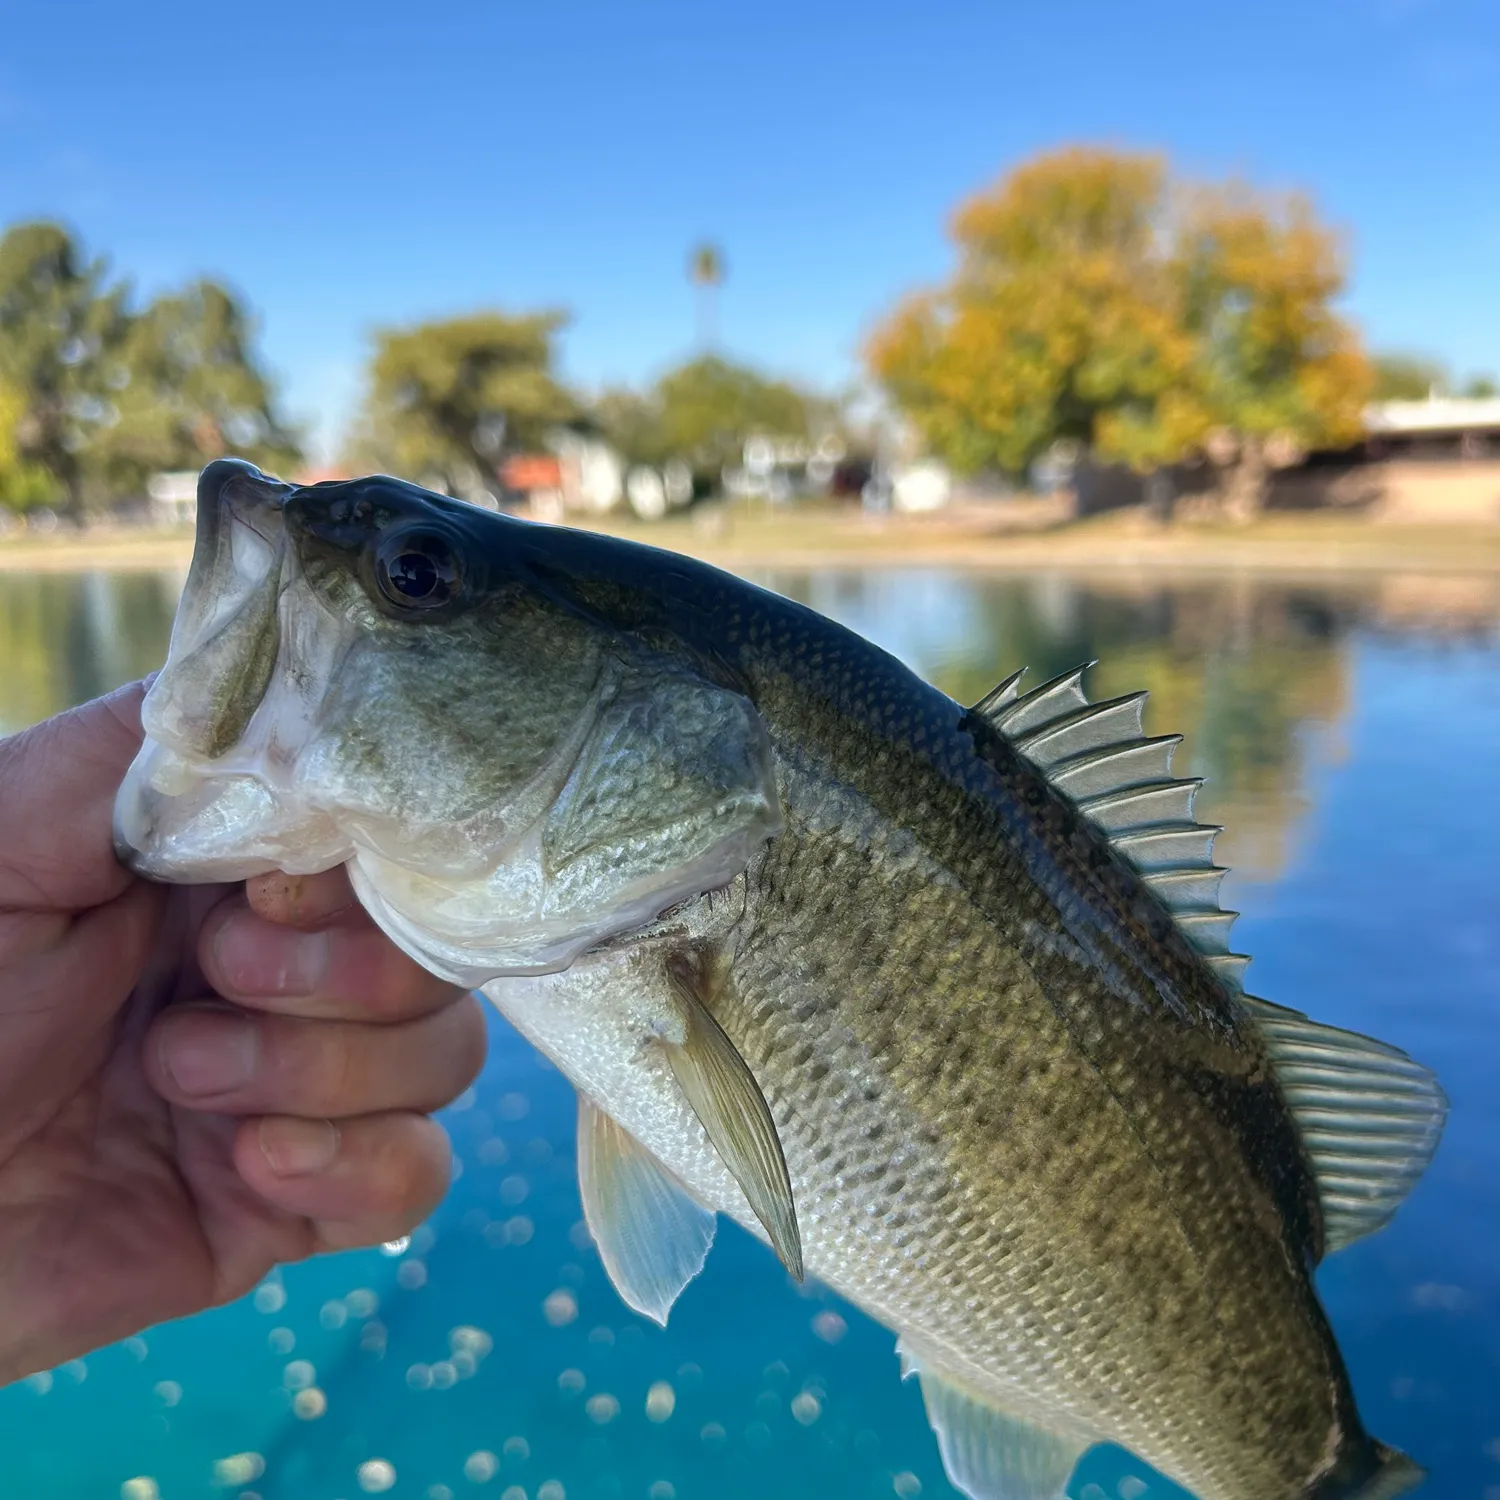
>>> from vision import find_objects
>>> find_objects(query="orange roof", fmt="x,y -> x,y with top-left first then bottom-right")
501,454 -> 562,490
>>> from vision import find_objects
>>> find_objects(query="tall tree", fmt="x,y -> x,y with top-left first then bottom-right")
97,278 -> 302,492
0,222 -> 301,516
0,378 -> 58,513
346,312 -> 577,502
688,242 -> 725,350
0,222 -> 128,518
867,150 -> 1198,478
866,149 -> 1372,519
1172,187 -> 1369,518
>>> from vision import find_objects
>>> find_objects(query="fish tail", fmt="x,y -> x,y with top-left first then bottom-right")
1311,1440 -> 1425,1500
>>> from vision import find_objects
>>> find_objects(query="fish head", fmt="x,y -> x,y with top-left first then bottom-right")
115,460 -> 782,983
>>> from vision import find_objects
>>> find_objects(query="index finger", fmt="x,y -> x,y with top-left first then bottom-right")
0,681 -> 148,911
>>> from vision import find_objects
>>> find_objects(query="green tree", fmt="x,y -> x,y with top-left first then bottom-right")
346,312 -> 577,501
591,355 -> 824,490
0,222 -> 301,517
1460,373 -> 1497,399
866,148 -> 1372,520
1370,352 -> 1448,401
654,355 -> 820,486
96,279 -> 302,492
589,385 -> 672,469
0,378 -> 60,513
0,222 -> 129,518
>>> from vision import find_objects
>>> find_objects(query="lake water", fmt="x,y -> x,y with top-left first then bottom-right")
1,564 -> 1497,1500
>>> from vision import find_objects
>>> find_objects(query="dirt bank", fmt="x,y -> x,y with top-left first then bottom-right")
5,506 -> 1500,577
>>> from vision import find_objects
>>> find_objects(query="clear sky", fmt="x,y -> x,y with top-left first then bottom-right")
3,0 -> 1496,459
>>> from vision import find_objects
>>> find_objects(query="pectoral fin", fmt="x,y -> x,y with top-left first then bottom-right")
576,1096 -> 716,1326
898,1338 -> 1087,1500
663,957 -> 804,1280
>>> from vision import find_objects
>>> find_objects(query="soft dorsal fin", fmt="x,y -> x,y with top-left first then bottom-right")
576,1096 -> 716,1325
897,1337 -> 1088,1500
968,664 -> 1249,987
969,664 -> 1447,1250
1241,998 -> 1448,1255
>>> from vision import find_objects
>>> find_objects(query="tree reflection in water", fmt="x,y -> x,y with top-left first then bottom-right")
0,569 -> 181,735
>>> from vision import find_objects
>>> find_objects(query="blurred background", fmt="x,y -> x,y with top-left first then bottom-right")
1,3 -> 1498,1499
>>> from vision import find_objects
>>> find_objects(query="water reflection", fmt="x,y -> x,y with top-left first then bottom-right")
0,570 -> 181,734
0,566 -> 1497,1500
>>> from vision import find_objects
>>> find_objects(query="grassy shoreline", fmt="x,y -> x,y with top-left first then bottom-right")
5,506 -> 1500,577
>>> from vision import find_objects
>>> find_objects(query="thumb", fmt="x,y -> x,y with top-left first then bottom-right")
0,680 -> 149,912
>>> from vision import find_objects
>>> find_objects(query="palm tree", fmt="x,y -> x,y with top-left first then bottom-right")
688,242 -> 725,350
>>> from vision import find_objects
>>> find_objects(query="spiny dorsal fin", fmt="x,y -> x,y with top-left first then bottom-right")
969,664 -> 1250,988
971,667 -> 1028,723
970,666 -> 1447,1251
1241,998 -> 1448,1255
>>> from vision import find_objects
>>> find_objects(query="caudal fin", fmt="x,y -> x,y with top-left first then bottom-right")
1314,1440 -> 1425,1500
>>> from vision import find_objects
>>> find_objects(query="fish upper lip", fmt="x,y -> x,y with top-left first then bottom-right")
219,469 -> 289,546
199,460 -> 295,559
231,499 -> 284,548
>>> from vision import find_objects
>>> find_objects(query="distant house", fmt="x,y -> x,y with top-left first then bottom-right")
501,438 -> 626,520
500,454 -> 563,492
1279,396 -> 1500,522
146,471 -> 200,526
551,432 -> 624,516
1362,397 -> 1500,460
1072,397 -> 1500,523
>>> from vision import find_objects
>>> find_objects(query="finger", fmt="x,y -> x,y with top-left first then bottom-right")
0,680 -> 148,911
245,867 -> 357,930
199,894 -> 464,1022
233,1111 -> 451,1250
0,882 -> 162,1110
148,993 -> 487,1117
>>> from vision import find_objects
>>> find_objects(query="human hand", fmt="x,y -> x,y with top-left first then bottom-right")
0,681 -> 486,1384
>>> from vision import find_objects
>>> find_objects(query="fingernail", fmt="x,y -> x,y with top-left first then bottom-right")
259,1117 -> 340,1177
214,917 -> 329,996
157,1008 -> 258,1097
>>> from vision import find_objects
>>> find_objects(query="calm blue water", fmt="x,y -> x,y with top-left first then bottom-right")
1,567 -> 1497,1500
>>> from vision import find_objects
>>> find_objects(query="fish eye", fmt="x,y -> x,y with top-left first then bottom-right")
375,529 -> 461,611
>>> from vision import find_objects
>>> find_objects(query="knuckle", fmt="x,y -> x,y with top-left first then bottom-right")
451,1002 -> 489,1086
268,1016 -> 363,1112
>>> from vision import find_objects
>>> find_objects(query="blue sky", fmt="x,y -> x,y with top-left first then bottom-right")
3,0 -> 1497,460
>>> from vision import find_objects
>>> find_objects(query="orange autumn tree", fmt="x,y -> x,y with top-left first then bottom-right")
866,148 -> 1371,518
1171,186 -> 1370,519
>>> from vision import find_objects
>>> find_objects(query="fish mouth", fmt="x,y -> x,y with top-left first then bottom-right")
180,459 -> 296,637
143,460 -> 297,759
114,461 -> 353,882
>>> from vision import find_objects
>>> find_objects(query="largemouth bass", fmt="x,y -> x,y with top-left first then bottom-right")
116,461 -> 1446,1500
